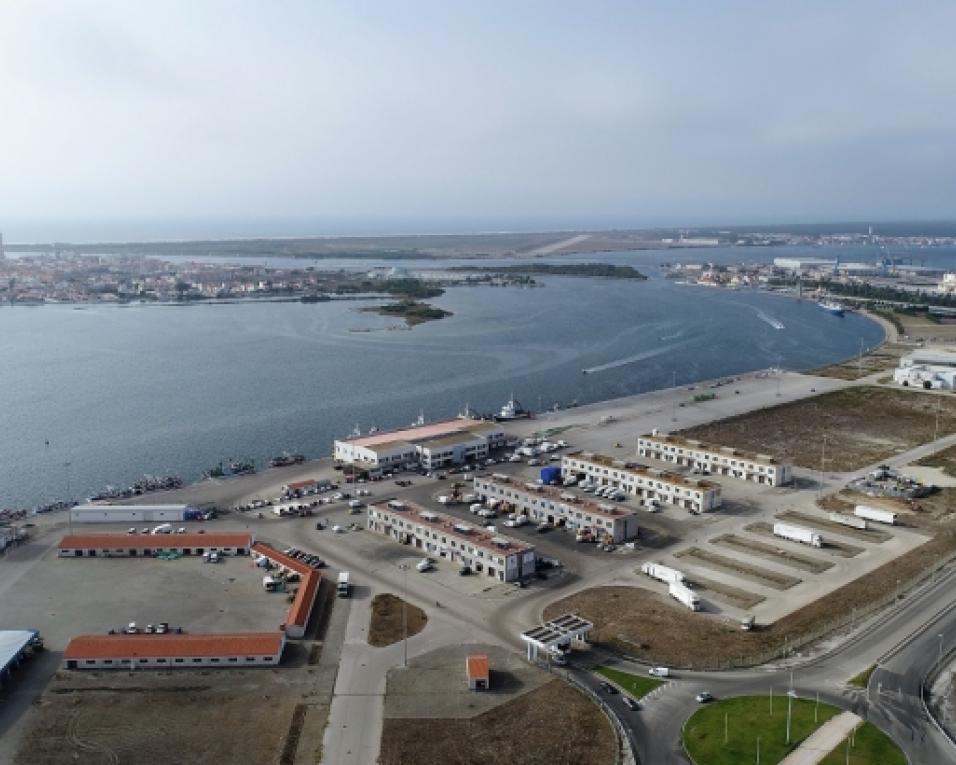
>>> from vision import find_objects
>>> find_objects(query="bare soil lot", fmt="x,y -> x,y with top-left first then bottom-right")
818,490 -> 956,530
675,547 -> 801,590
368,593 -> 427,648
680,386 -> 956,471
546,528 -> 956,667
684,574 -> 765,610
812,342 -> 909,381
15,670 -> 325,765
379,679 -> 615,765
713,533 -> 833,573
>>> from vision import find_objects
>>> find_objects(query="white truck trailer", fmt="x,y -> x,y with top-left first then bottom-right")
641,562 -> 686,585
668,581 -> 700,611
829,512 -> 868,530
773,522 -> 823,548
336,572 -> 351,598
854,505 -> 897,525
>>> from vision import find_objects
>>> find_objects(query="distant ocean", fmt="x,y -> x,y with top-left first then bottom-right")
0,245 -> 898,508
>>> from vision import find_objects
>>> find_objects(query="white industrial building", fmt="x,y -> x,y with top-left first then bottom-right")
562,452 -> 722,513
473,475 -> 639,543
69,503 -> 198,524
636,431 -> 792,486
367,500 -> 535,582
333,418 -> 507,471
773,257 -> 837,273
894,347 -> 956,391
63,632 -> 285,670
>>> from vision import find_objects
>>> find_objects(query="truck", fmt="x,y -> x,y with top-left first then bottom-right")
854,505 -> 897,525
336,572 -> 351,598
773,522 -> 823,548
540,466 -> 562,485
641,562 -> 686,585
150,523 -> 173,535
669,581 -> 700,611
829,512 -> 868,530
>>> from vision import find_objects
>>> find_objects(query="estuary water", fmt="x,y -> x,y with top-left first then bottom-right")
0,264 -> 883,507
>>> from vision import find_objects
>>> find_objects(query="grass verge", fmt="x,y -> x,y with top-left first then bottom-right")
368,593 -> 427,647
594,666 -> 664,698
683,696 -> 840,765
818,721 -> 907,765
847,664 -> 877,688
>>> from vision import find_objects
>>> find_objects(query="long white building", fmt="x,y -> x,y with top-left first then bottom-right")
334,418 -> 507,472
636,432 -> 792,487
562,452 -> 722,513
367,500 -> 535,582
473,475 -> 639,543
69,504 -> 199,524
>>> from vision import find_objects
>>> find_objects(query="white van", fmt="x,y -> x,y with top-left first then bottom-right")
416,558 -> 433,573
649,667 -> 670,677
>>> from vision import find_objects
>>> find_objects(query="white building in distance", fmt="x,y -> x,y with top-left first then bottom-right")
367,500 -> 535,582
333,418 -> 507,472
894,347 -> 956,391
637,431 -> 792,487
562,452 -> 722,513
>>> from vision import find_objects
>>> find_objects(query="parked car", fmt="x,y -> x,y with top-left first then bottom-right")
600,681 -> 618,694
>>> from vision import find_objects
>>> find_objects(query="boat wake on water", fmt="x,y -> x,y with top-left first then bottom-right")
755,309 -> 785,330
582,345 -> 674,375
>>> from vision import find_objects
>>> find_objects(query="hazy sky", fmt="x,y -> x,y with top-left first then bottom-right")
2,1 -> 955,239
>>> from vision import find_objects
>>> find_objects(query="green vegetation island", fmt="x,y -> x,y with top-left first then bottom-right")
362,299 -> 452,326
450,263 -> 647,279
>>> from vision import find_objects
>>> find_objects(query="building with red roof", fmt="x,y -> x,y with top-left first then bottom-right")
64,632 -> 285,669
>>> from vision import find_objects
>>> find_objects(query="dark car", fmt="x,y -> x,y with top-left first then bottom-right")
600,681 -> 617,694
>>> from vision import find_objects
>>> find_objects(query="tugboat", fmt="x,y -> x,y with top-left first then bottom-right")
270,452 -> 306,468
493,395 -> 532,422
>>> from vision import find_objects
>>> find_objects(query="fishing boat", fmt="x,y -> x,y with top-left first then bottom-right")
818,301 -> 846,316
493,395 -> 532,422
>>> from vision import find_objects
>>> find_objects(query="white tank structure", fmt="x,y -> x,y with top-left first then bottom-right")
828,512 -> 868,530
773,522 -> 823,548
641,562 -> 686,585
854,505 -> 897,525
668,581 -> 700,611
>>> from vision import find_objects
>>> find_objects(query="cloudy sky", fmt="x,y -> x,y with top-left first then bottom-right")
1,1 -> 955,239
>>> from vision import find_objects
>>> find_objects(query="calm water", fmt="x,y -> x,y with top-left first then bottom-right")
0,261 -> 884,508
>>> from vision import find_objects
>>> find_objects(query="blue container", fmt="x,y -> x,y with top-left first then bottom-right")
540,466 -> 562,485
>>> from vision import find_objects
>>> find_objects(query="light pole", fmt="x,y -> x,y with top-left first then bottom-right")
756,736 -> 760,765
400,564 -> 409,668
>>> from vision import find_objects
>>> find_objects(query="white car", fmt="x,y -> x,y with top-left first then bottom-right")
648,667 -> 670,677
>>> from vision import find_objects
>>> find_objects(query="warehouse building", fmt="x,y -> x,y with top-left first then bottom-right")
894,347 -> 956,391
473,475 -> 639,543
333,418 -> 507,471
57,532 -> 253,557
0,630 -> 42,684
251,543 -> 321,639
69,503 -> 200,524
63,632 -> 285,670
636,432 -> 792,487
562,452 -> 722,513
367,500 -> 535,582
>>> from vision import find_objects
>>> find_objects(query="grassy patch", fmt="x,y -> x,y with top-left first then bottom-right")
594,666 -> 664,698
362,299 -> 452,326
379,679 -> 616,765
680,386 -> 956,471
818,721 -> 907,765
683,695 -> 840,765
917,444 -> 956,478
368,593 -> 428,647
847,664 -> 877,688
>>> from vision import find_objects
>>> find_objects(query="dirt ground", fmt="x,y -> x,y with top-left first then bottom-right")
545,528 -> 956,667
14,668 -> 326,765
378,679 -> 616,765
368,593 -> 427,648
680,386 -> 956,471
812,343 -> 910,381
820,488 -> 956,529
